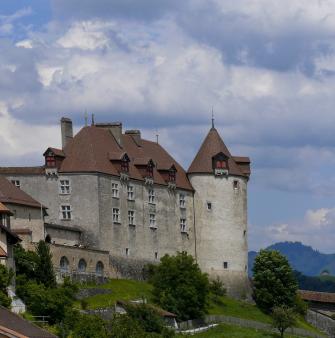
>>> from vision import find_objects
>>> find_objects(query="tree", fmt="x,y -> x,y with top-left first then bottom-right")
209,277 -> 226,304
253,250 -> 298,313
149,251 -> 209,320
272,306 -> 296,338
35,240 -> 56,288
72,314 -> 108,338
14,244 -> 39,280
0,265 -> 13,308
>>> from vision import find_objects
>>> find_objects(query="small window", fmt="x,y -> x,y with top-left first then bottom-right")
59,179 -> 71,194
243,230 -> 246,237
179,194 -> 186,208
78,259 -> 87,272
223,261 -> 228,269
155,252 -> 158,260
207,202 -> 212,211
180,218 -> 187,233
148,189 -> 155,204
125,248 -> 129,256
127,185 -> 134,200
28,213 -> 31,222
113,208 -> 120,223
169,169 -> 176,182
233,180 -> 239,190
11,180 -> 20,189
112,183 -> 119,198
96,261 -> 104,276
60,256 -> 69,272
128,210 -> 135,225
46,155 -> 56,167
149,213 -> 156,228
147,164 -> 154,178
45,234 -> 51,243
216,160 -> 226,169
60,205 -> 72,220
121,159 -> 129,173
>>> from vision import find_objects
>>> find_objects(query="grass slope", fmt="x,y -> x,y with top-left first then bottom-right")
79,279 -> 323,335
176,324 -> 302,338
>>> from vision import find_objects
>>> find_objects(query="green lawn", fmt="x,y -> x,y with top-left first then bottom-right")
78,279 -> 153,309
176,324 -> 302,338
78,279 -> 324,336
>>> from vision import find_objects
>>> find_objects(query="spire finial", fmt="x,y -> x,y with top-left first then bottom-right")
84,109 -> 88,126
155,128 -> 159,144
91,113 -> 95,126
211,107 -> 215,129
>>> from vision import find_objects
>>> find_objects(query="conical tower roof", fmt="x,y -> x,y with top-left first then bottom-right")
188,127 -> 250,177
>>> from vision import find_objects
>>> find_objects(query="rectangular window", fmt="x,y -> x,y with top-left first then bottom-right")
179,194 -> 186,208
125,248 -> 129,256
11,180 -> 20,189
113,208 -> 120,223
233,180 -> 239,190
180,218 -> 187,233
59,179 -> 71,194
60,205 -> 72,220
127,185 -> 134,200
223,261 -> 228,269
128,210 -> 135,225
207,202 -> 212,211
149,213 -> 156,228
112,183 -> 119,198
148,189 -> 155,204
155,252 -> 158,260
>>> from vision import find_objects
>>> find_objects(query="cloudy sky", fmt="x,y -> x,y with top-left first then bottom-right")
1,0 -> 335,253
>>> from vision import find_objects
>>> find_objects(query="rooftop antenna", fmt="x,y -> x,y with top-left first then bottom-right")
211,107 -> 215,129
84,110 -> 88,126
156,128 -> 159,144
91,113 -> 95,126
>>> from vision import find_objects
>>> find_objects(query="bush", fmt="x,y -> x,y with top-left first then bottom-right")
35,241 -> 56,288
72,314 -> 108,338
272,306 -> 296,338
0,264 -> 13,308
108,314 -> 147,338
294,294 -> 308,316
16,280 -> 77,324
150,251 -> 209,321
14,244 -> 39,280
209,277 -> 226,304
253,250 -> 298,313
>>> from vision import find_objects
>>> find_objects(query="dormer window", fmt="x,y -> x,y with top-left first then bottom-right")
169,168 -> 176,182
216,160 -> 226,169
146,160 -> 155,178
121,159 -> 129,173
46,155 -> 56,168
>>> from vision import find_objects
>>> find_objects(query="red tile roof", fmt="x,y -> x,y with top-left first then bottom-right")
0,246 -> 7,257
0,202 -> 12,214
0,177 -> 44,209
188,127 -> 250,178
0,306 -> 57,337
58,126 -> 193,190
298,290 -> 335,304
0,167 -> 44,175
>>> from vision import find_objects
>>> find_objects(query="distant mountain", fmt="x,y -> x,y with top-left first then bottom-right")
248,241 -> 335,276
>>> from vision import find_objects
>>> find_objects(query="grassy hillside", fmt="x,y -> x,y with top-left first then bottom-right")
176,324 -> 303,338
78,279 -> 322,336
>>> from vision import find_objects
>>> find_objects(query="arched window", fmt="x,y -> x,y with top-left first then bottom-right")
45,234 -> 51,243
60,256 -> 69,272
96,261 -> 104,276
78,259 -> 87,272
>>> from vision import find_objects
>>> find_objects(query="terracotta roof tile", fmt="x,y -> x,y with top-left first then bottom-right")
0,306 -> 57,337
188,128 -> 250,178
0,246 -> 7,257
58,126 -> 193,190
0,177 -> 44,209
0,167 -> 44,175
298,290 -> 335,304
0,202 -> 12,214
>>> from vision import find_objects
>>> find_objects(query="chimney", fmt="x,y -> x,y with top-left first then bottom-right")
61,117 -> 73,149
96,122 -> 122,146
125,130 -> 141,146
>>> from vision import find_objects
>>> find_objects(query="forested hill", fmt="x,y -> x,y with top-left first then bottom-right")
248,241 -> 335,276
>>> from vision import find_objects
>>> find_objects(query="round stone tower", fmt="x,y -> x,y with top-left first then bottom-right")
187,125 -> 251,297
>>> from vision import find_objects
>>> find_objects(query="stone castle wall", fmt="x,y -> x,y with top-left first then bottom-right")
189,173 -> 249,297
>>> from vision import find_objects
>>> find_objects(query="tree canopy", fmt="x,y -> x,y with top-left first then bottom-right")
253,249 -> 298,313
149,251 -> 209,320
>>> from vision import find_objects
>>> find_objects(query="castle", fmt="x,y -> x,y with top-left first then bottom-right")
0,117 -> 251,296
